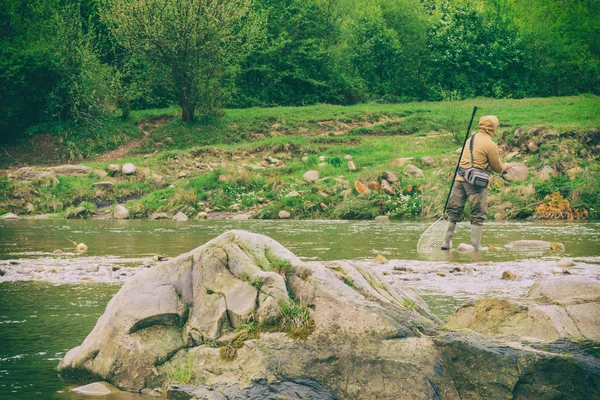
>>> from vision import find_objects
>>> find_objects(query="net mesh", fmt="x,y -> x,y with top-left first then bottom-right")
417,217 -> 449,252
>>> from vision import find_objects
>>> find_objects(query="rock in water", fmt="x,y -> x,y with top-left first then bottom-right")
278,210 -> 291,219
113,205 -> 130,220
1,213 -> 19,220
76,243 -> 88,253
58,231 -> 600,399
71,382 -> 115,396
505,240 -> 551,248
457,243 -> 475,252
172,212 -> 189,222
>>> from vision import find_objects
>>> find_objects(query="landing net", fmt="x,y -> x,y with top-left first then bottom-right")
417,217 -> 449,252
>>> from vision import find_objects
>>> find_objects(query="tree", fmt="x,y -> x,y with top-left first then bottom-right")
101,0 -> 262,122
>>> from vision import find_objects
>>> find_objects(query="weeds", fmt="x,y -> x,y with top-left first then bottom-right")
165,357 -> 195,384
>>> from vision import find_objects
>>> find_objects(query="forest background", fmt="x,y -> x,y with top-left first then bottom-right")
1,0 -> 599,144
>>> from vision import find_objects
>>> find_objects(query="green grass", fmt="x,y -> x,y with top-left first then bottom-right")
1,95 -> 598,220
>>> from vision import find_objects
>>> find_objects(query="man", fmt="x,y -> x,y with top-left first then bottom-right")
441,115 -> 511,251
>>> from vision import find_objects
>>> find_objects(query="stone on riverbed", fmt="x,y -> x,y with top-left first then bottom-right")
113,205 -> 130,220
71,382 -> 116,396
2,213 -> 19,220
446,276 -> 600,342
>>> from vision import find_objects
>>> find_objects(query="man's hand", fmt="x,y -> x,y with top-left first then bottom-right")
503,163 -> 512,172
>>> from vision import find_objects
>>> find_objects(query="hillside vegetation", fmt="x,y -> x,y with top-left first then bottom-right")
1,96 -> 599,221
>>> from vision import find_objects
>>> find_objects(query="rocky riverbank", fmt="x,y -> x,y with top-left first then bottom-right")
55,231 -> 600,399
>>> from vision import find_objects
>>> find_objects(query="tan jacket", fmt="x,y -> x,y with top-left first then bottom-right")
456,115 -> 504,182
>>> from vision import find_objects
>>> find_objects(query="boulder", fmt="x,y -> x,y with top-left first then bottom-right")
71,382 -> 117,396
404,164 -> 424,178
380,179 -> 395,195
2,213 -> 19,220
373,255 -> 388,263
58,232 -> 600,399
527,141 -> 539,153
503,164 -> 528,181
122,163 -> 137,175
303,170 -> 319,183
420,156 -> 436,166
383,171 -> 398,183
374,216 -> 389,222
278,210 -> 291,219
13,167 -> 57,181
51,165 -> 93,176
538,166 -> 557,181
501,271 -> 518,281
172,212 -> 189,222
447,277 -> 600,343
113,205 -> 130,220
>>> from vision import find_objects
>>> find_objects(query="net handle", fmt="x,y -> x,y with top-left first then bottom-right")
442,106 -> 478,215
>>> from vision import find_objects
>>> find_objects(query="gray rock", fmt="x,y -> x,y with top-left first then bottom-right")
278,210 -> 291,219
501,271 -> 518,280
13,167 -> 57,181
2,213 -> 19,220
71,382 -> 116,396
404,164 -> 424,178
538,166 -> 557,181
505,240 -> 550,248
92,181 -> 114,188
503,164 -> 528,181
172,212 -> 189,222
51,165 -> 93,176
556,258 -> 575,267
457,243 -> 475,252
420,156 -> 436,166
113,205 -> 130,220
347,161 -> 357,171
384,171 -> 398,183
374,215 -> 389,222
152,173 -> 166,187
527,141 -> 539,153
303,170 -> 319,183
122,163 -> 137,175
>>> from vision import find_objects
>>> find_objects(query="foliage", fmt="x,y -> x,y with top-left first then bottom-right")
101,0 -> 264,121
535,192 -> 587,220
165,357 -> 195,384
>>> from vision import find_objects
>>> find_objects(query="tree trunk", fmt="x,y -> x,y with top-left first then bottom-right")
181,86 -> 194,122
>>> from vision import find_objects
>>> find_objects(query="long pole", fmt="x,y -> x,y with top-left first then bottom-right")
442,106 -> 478,215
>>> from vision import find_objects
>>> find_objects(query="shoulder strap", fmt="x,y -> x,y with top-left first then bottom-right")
469,134 -> 476,168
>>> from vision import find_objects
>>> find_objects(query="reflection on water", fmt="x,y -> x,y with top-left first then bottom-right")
0,219 -> 599,398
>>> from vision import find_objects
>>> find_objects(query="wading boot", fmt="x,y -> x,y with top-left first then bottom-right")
470,224 -> 488,251
441,222 -> 456,250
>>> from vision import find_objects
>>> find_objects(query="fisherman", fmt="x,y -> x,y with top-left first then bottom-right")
441,115 -> 511,251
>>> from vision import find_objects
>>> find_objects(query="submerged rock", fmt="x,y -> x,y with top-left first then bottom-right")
505,240 -> 551,248
71,382 -> 116,396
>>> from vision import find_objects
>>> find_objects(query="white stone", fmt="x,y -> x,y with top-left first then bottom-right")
303,170 -> 319,183
122,163 -> 137,175
173,212 -> 189,222
113,205 -> 130,220
278,210 -> 291,219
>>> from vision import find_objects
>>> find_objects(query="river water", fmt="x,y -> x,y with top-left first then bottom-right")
1,219 -> 599,398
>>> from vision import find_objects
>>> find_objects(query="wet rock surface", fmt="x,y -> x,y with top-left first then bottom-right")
54,231 -> 600,399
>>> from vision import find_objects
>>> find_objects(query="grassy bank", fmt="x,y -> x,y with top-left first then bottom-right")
1,95 -> 599,220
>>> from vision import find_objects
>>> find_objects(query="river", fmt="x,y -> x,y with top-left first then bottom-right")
1,219 -> 599,398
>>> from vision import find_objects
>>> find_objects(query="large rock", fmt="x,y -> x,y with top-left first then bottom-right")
1,213 -> 19,220
113,205 -> 130,220
503,164 -> 528,181
302,170 -> 319,183
538,166 -> 557,181
172,212 -> 189,222
446,277 -> 600,343
51,165 -> 93,176
404,164 -> 424,178
59,232 -> 600,399
122,163 -> 137,175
